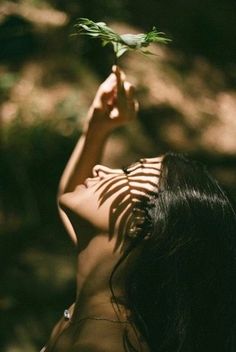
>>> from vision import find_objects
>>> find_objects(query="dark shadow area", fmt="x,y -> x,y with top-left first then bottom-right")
124,0 -> 236,69
0,121 -> 78,349
0,15 -> 39,64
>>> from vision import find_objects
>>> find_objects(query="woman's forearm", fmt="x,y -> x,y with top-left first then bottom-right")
58,124 -> 110,196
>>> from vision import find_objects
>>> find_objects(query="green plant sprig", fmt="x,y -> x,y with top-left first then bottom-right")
74,18 -> 171,59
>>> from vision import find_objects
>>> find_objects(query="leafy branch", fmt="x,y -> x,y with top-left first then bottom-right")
74,18 -> 171,59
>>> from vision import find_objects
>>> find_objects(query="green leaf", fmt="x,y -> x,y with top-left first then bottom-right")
120,33 -> 145,48
96,22 -> 107,27
73,18 -> 172,61
112,42 -> 129,58
116,46 -> 129,58
101,40 -> 110,47
84,33 -> 100,37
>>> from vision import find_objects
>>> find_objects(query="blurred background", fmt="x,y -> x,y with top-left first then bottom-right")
0,0 -> 236,351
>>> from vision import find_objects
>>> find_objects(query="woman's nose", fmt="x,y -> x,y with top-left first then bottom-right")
92,165 -> 123,178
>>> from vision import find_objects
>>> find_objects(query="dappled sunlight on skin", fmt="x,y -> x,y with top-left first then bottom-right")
94,158 -> 162,251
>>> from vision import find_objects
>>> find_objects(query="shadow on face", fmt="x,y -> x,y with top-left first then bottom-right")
94,157 -> 163,252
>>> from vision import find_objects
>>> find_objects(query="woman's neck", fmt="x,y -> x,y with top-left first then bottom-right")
74,233 -> 126,321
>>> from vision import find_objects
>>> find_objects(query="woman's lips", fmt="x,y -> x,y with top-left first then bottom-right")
84,179 -> 89,188
75,184 -> 86,191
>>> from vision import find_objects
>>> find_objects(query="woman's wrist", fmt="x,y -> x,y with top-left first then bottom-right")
82,113 -> 115,137
81,121 -> 111,151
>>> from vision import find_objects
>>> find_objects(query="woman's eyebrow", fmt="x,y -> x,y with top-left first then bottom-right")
125,157 -> 162,171
128,159 -> 143,168
124,159 -> 162,174
122,161 -> 137,171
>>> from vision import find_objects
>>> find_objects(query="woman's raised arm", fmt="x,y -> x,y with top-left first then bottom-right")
57,65 -> 138,242
58,65 -> 137,195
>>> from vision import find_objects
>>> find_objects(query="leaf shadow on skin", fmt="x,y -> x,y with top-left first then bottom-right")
94,161 -> 162,251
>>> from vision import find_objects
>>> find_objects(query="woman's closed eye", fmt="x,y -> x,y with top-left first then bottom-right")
122,160 -> 142,175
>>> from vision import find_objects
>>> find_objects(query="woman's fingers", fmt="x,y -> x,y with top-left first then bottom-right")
94,73 -> 116,107
101,67 -> 134,104
124,81 -> 135,100
99,73 -> 116,93
91,66 -> 138,122
112,65 -> 126,95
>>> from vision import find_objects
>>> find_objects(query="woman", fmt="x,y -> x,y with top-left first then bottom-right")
42,66 -> 236,352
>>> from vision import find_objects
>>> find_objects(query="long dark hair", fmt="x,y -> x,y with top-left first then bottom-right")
111,152 -> 236,352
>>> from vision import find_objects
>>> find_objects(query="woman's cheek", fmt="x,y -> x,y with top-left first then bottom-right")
68,192 -> 110,232
87,203 -> 111,231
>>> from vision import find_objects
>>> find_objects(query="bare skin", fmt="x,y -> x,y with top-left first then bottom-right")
43,66 -> 155,352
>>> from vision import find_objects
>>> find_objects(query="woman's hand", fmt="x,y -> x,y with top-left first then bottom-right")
85,65 -> 139,133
